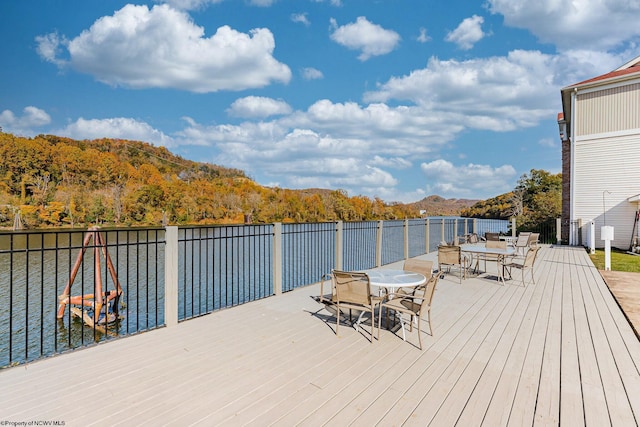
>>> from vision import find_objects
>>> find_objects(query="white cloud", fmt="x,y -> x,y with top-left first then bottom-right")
301,67 -> 324,80
329,16 -> 401,61
364,50 -> 562,131
489,0 -> 640,51
284,100 -> 460,148
0,106 -> 51,135
35,32 -> 68,67
370,155 -> 412,169
445,15 -> 486,50
420,159 -> 516,199
36,4 -> 291,93
312,0 -> 342,6
291,13 -> 310,26
417,27 -> 431,43
249,0 -> 276,7
56,117 -> 174,147
157,0 -> 224,11
226,96 -> 292,119
172,99 -> 462,198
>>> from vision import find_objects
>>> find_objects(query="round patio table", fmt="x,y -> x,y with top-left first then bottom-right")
362,269 -> 427,295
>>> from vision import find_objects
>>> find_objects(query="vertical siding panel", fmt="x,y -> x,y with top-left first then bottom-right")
576,84 -> 640,136
573,134 -> 640,248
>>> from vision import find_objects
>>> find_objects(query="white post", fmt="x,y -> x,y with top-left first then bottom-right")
425,218 -> 430,253
376,220 -> 383,267
601,225 -> 614,271
556,217 -> 562,245
164,226 -> 179,327
404,219 -> 409,259
453,220 -> 458,245
273,222 -> 282,295
589,220 -> 595,254
335,221 -> 343,270
511,218 -> 517,237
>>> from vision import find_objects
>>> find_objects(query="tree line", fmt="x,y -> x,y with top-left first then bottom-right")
0,132 -> 560,230
0,133 -> 416,229
461,169 -> 562,231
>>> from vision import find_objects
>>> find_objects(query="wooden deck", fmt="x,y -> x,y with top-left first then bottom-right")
1,245 -> 639,426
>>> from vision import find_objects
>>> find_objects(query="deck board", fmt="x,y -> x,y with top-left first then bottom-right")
482,246 -> 558,426
1,245 -> 639,426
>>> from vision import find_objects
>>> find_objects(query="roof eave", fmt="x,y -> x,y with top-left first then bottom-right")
561,70 -> 640,93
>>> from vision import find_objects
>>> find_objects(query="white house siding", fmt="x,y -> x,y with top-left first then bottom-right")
576,83 -> 640,136
573,132 -> 640,249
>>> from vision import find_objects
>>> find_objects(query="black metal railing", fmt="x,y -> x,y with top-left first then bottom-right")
407,219 -> 427,258
342,221 -> 377,271
282,222 -> 336,292
1,216 -> 512,368
381,220 -> 405,265
0,228 -> 164,367
518,220 -> 557,244
177,224 -> 274,321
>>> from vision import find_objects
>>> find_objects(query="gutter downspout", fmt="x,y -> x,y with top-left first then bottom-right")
570,87 -> 577,245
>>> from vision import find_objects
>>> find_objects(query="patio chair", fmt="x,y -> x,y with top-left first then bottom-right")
527,232 -> 540,248
392,259 -> 433,298
402,259 -> 433,284
319,272 -> 337,305
459,233 -> 479,244
377,273 -> 442,350
503,246 -> 539,286
467,233 -> 480,243
437,245 -> 467,283
485,232 -> 501,241
514,232 -> 531,256
332,269 -> 383,342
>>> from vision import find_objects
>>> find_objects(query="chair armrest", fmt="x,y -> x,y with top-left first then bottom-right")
319,273 -> 334,303
385,292 -> 421,301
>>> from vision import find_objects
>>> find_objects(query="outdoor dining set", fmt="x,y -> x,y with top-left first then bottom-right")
318,231 -> 541,349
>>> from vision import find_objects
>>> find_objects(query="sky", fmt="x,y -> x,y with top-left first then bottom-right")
1,0 -> 639,203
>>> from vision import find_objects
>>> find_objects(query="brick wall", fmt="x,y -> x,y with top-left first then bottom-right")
561,139 -> 571,243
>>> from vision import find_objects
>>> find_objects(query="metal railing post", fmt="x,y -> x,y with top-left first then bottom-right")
273,222 -> 282,295
335,221 -> 343,270
404,219 -> 409,259
425,218 -> 430,253
164,226 -> 179,327
376,220 -> 383,267
454,219 -> 459,245
441,220 -> 445,244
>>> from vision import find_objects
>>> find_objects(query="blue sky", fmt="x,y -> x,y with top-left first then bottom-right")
1,0 -> 639,203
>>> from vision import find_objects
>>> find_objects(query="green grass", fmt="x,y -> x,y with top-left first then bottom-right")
588,248 -> 640,272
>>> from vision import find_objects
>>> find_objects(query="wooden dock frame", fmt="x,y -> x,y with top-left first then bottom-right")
56,226 -> 123,334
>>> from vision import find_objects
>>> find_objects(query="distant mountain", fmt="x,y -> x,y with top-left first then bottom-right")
405,195 -> 480,217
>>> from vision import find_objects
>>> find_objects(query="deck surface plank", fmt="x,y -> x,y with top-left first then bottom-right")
560,247 -> 586,426
1,245 -> 639,426
454,252 -> 546,427
477,245 -> 557,427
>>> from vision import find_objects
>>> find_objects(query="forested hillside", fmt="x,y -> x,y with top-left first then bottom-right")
406,195 -> 479,216
0,133 -> 420,228
461,169 -> 562,230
